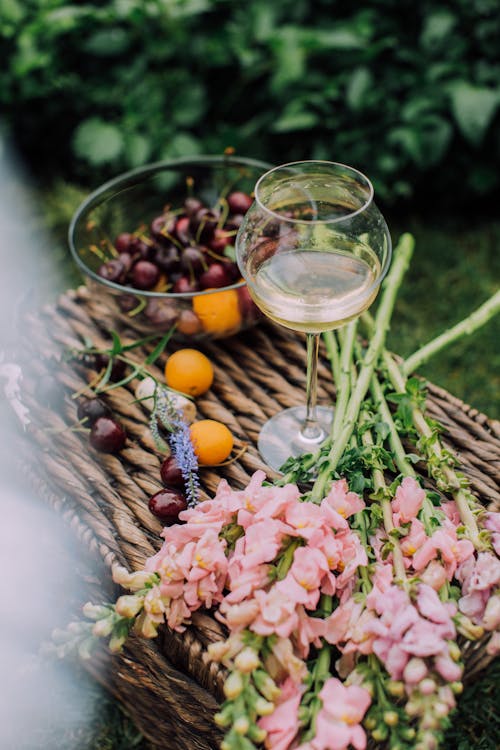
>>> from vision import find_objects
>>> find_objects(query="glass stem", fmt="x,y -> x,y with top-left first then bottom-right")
301,333 -> 324,442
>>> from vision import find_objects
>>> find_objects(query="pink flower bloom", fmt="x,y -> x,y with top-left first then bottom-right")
217,598 -> 261,630
400,619 -> 454,657
484,511 -> 500,556
252,584 -> 299,638
486,631 -> 500,656
441,500 -> 461,526
271,637 -> 309,684
224,559 -> 270,603
284,546 -> 330,609
412,522 -> 474,578
416,583 -> 457,625
483,594 -> 500,631
419,560 -> 449,591
240,519 -> 294,568
435,653 -> 463,682
258,677 -> 303,750
294,605 -> 327,658
309,678 -> 371,750
391,477 -> 425,525
466,552 -> 500,592
324,479 -> 365,519
285,501 -> 328,540
399,518 -> 428,560
323,600 -> 357,645
458,590 -> 489,622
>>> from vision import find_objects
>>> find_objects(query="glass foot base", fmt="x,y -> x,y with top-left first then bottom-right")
258,405 -> 334,472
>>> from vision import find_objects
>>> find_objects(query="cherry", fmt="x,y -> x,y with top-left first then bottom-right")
209,228 -> 231,253
150,214 -> 176,240
160,456 -> 184,487
176,308 -> 202,336
98,259 -> 126,283
180,246 -> 205,275
154,244 -> 181,273
237,285 -> 261,320
227,191 -> 253,215
117,294 -> 138,313
77,397 -> 111,426
226,213 -> 244,231
175,215 -> 191,245
93,354 -> 127,381
90,416 -> 127,453
144,299 -> 178,327
115,232 -> 133,253
129,237 -> 152,260
148,489 -> 187,524
199,262 -> 232,289
173,275 -> 200,293
184,197 -> 204,216
118,252 -> 133,273
190,208 -> 218,243
131,260 -> 160,290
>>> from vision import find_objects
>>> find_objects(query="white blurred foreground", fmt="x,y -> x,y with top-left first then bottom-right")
0,140 -> 104,748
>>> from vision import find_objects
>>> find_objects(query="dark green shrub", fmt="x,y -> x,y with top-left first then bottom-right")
1,0 -> 499,207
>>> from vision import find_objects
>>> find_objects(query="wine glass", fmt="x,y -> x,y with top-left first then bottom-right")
235,160 -> 392,471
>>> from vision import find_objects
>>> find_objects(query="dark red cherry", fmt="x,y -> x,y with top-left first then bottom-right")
190,208 -> 219,243
160,456 -> 185,487
148,489 -> 187,524
173,275 -> 200,293
199,262 -> 232,289
93,354 -> 127,381
98,259 -> 126,283
129,237 -> 153,260
209,228 -> 231,253
238,285 -> 261,320
154,244 -> 181,273
184,197 -> 204,216
180,246 -> 205,275
144,299 -> 178,327
131,260 -> 160,290
77,397 -> 111,426
114,232 -> 133,253
90,416 -> 127,453
227,191 -> 253,215
175,215 -> 192,245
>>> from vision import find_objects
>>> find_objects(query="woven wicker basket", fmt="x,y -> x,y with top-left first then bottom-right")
15,286 -> 500,749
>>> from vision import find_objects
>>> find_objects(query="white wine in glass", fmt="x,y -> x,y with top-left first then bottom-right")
236,161 -> 392,471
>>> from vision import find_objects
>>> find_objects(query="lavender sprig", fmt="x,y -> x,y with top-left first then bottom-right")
150,384 -> 200,506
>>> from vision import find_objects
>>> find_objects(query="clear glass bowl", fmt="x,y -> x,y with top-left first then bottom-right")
68,155 -> 272,340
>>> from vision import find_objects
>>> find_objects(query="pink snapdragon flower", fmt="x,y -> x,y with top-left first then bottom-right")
324,479 -> 366,519
299,678 -> 371,750
456,551 -> 500,627
412,520 -> 474,578
258,677 -> 303,750
483,511 -> 500,556
391,476 -> 425,525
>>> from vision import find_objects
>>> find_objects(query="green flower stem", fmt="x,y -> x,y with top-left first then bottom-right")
382,348 -> 482,548
369,373 -> 417,479
360,422 -> 409,590
310,233 -> 415,501
322,330 -> 341,388
330,320 -> 357,442
402,289 -> 500,376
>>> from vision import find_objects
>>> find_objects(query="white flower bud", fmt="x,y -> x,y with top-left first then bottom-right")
234,647 -> 260,673
115,594 -> 144,618
135,377 -> 196,423
223,671 -> 244,700
233,716 -> 250,735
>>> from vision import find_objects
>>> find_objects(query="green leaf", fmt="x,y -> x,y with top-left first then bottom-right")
145,329 -> 175,365
420,10 -> 456,51
72,118 -> 124,166
272,110 -> 318,133
84,28 -> 131,56
449,81 -> 500,146
346,67 -> 373,111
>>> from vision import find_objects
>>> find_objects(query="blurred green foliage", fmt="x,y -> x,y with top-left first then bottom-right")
1,0 -> 500,208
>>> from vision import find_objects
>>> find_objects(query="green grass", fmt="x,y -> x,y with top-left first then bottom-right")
36,182 -> 499,749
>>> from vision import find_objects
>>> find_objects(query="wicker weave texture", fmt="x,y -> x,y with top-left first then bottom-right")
16,286 -> 500,749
